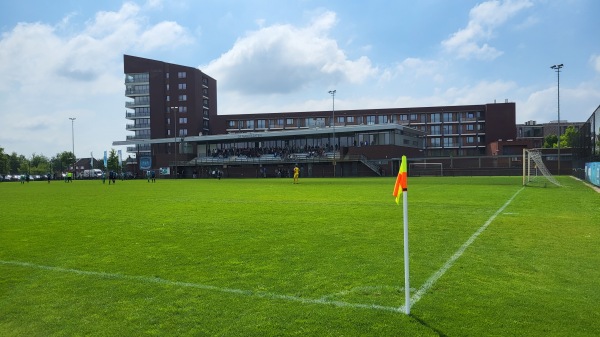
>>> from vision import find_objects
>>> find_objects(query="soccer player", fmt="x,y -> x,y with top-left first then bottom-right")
293,164 -> 299,184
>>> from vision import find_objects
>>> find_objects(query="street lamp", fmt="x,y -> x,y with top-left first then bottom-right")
69,117 -> 76,176
328,90 -> 336,177
171,107 -> 179,178
550,63 -> 563,175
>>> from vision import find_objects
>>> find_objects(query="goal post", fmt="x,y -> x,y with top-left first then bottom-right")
408,162 -> 443,177
522,149 -> 561,187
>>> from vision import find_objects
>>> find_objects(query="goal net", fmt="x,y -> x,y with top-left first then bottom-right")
409,162 -> 443,176
522,149 -> 561,187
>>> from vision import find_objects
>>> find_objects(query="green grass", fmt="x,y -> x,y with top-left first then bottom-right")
0,176 -> 599,336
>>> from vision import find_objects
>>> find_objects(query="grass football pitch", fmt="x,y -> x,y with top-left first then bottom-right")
1,176 -> 599,336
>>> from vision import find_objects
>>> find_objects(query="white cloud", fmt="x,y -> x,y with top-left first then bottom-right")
202,11 -> 378,96
591,54 -> 600,74
0,3 -> 195,157
442,0 -> 533,60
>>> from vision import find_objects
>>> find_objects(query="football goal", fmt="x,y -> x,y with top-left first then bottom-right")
409,162 -> 443,176
522,149 -> 561,187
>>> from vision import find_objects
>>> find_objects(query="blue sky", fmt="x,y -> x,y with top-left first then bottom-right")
1,0 -> 599,158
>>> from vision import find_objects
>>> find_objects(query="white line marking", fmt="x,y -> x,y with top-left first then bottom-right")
0,260 -> 403,314
410,187 -> 524,307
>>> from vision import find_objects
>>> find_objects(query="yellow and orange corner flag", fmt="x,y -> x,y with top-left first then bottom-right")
392,155 -> 408,204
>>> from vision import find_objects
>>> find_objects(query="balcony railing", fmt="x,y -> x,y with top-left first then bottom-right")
126,112 -> 150,118
126,135 -> 150,140
126,124 -> 150,130
126,101 -> 150,108
125,89 -> 149,96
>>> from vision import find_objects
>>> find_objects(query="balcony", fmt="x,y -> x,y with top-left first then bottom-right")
126,124 -> 150,130
126,135 -> 150,140
125,74 -> 149,84
126,101 -> 149,108
127,145 -> 151,152
125,88 -> 149,97
126,111 -> 151,119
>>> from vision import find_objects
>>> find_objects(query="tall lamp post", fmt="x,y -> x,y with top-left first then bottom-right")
550,64 -> 563,175
328,90 -> 336,177
69,117 -> 76,176
171,107 -> 179,178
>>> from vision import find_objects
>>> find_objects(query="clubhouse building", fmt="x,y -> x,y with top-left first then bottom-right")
114,55 -> 522,178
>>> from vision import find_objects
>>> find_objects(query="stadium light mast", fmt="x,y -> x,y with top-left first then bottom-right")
550,63 -> 563,175
171,106 -> 179,178
328,89 -> 336,177
69,117 -> 76,175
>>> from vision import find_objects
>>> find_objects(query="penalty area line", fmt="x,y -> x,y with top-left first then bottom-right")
0,260 -> 402,314
410,187 -> 525,308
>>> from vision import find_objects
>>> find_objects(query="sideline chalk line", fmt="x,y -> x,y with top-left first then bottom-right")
0,259 -> 403,314
409,187 -> 525,308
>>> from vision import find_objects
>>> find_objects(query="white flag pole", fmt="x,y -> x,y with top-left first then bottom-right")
403,189 -> 410,315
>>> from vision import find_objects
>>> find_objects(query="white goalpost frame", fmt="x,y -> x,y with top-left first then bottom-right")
522,148 -> 561,187
408,162 -> 443,176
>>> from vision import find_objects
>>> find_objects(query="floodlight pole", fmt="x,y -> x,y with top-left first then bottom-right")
550,64 -> 563,175
69,117 -> 76,176
329,90 -> 336,177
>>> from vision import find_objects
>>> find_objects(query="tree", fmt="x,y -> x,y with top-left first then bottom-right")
0,147 -> 8,174
543,134 -> 558,148
107,149 -> 120,172
560,125 -> 579,148
50,151 -> 76,174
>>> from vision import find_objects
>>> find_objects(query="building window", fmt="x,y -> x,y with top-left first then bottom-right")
247,120 -> 254,129
178,83 -> 186,90
379,115 -> 388,124
179,95 -> 187,101
286,118 -> 294,125
467,136 -> 475,143
179,106 -> 187,113
203,99 -> 209,106
410,114 -> 418,121
166,84 -> 169,91
443,137 -> 454,147
443,125 -> 452,135
179,129 -> 188,136
431,113 -> 441,123
203,109 -> 209,117
203,88 -> 208,95
443,113 -> 453,122
238,120 -> 244,129
466,124 -> 474,131
477,123 -> 484,131
430,125 -> 441,135
367,116 -> 376,125
166,73 -> 169,79
178,72 -> 187,79
467,112 -> 475,119
166,95 -> 170,102
347,116 -> 355,123
400,114 -> 408,121
179,117 -> 187,124
257,119 -> 266,128
202,77 -> 208,85
430,138 -> 441,147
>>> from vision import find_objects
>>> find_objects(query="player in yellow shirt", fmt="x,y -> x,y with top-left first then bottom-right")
293,165 -> 299,184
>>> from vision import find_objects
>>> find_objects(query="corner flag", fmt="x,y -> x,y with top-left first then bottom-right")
392,155 -> 411,315
393,156 -> 408,204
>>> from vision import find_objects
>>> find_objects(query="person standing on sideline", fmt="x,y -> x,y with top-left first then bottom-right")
293,164 -> 299,184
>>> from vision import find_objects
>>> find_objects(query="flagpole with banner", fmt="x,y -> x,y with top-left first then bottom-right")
393,155 -> 410,314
